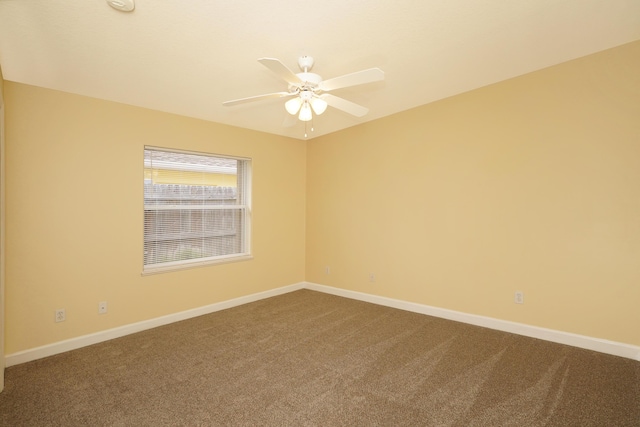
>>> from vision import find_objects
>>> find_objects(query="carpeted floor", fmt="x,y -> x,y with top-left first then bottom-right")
1,289 -> 638,426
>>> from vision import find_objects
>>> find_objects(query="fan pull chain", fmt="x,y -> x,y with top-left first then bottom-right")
304,116 -> 316,138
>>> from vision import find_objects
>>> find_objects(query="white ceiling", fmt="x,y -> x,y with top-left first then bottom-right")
1,0 -> 639,140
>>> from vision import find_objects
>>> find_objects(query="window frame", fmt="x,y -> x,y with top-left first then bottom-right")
142,146 -> 252,275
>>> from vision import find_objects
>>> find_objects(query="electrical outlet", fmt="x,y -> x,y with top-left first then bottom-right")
369,273 -> 376,283
514,291 -> 524,304
98,301 -> 108,314
325,266 -> 330,275
55,309 -> 66,323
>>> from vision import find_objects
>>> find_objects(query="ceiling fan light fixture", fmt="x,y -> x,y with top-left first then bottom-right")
285,97 -> 302,115
299,102 -> 313,122
310,97 -> 327,115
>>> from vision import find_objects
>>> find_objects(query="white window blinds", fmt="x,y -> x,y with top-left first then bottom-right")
143,147 -> 251,273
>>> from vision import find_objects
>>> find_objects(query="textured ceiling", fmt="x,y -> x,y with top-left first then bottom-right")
1,0 -> 639,140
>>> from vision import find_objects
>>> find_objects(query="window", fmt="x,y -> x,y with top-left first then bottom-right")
143,147 -> 251,273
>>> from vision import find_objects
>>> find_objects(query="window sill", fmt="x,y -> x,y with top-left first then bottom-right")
141,254 -> 253,276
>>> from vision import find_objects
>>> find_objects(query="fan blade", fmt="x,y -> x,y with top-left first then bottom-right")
258,58 -> 302,86
321,94 -> 369,117
223,91 -> 293,107
318,68 -> 384,92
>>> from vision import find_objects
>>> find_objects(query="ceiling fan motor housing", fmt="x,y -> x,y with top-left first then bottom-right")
294,72 -> 322,90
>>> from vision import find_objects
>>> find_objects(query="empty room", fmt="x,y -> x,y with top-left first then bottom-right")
0,1 -> 639,425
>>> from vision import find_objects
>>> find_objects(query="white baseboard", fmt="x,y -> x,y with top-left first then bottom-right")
5,282 -> 305,367
304,282 -> 640,362
7,281 -> 639,366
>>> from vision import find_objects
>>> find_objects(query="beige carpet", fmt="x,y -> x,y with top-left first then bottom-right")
1,289 -> 638,426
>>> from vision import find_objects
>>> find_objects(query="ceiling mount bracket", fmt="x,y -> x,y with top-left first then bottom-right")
297,56 -> 314,72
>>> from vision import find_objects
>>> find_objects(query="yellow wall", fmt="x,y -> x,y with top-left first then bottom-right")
1,65 -> 6,389
4,41 -> 639,356
4,83 -> 306,353
306,41 -> 640,346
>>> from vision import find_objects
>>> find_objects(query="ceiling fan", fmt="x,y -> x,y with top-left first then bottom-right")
223,56 -> 384,134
